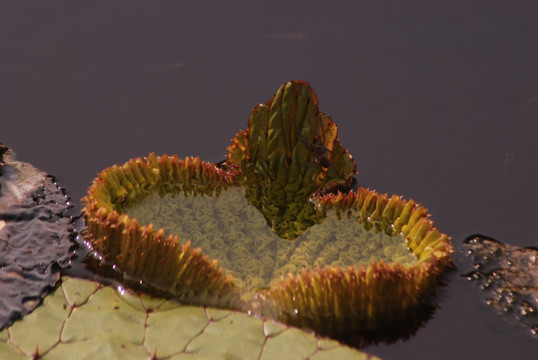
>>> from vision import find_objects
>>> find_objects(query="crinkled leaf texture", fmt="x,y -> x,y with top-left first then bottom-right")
227,80 -> 357,240
0,146 -> 75,330
0,277 -> 380,360
81,81 -> 452,346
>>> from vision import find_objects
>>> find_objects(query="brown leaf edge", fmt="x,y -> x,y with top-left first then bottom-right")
255,189 -> 453,346
82,154 -> 245,310
83,153 -> 453,346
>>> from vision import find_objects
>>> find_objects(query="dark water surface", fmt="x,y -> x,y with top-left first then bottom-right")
2,1 -> 537,359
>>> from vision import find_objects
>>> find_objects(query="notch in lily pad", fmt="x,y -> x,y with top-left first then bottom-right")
82,80 -> 453,346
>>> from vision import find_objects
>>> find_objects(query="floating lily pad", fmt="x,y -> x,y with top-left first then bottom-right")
82,80 -> 453,346
0,277 -> 380,360
462,235 -> 538,339
0,146 -> 75,330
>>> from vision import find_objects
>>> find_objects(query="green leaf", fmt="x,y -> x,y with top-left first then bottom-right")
0,277 -> 380,359
81,80 -> 452,347
61,286 -> 146,344
260,327 -> 317,360
226,80 -> 357,240
144,306 -> 207,357
8,282 -> 70,355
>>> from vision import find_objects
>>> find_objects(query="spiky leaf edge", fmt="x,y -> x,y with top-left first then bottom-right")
82,154 -> 244,309
258,188 -> 453,344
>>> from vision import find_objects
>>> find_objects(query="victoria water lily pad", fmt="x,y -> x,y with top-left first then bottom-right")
82,80 -> 453,346
462,235 -> 538,339
0,146 -> 75,330
0,276 -> 380,360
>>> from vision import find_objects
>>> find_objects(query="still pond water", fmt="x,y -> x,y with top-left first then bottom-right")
2,1 -> 537,359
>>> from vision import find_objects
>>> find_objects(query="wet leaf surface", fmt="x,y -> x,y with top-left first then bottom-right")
0,146 -> 75,330
0,277 -> 380,359
462,235 -> 538,340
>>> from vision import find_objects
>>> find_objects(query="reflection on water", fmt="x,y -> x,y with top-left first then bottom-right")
125,186 -> 417,292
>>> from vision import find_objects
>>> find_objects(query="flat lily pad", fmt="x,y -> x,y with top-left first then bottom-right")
0,146 -> 75,330
0,277 -> 380,360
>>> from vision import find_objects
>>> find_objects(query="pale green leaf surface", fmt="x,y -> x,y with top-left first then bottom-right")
138,292 -> 171,312
61,285 -> 146,344
316,337 -> 340,351
263,319 -> 287,337
43,335 -> 149,360
0,342 -> 27,360
260,327 -> 317,360
144,307 -> 207,357
0,277 -> 380,360
9,286 -> 69,355
184,312 -> 265,359
61,277 -> 98,307
310,346 -> 375,360
204,307 -> 232,322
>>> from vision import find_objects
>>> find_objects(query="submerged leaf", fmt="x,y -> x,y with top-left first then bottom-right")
462,235 -> 538,339
0,146 -> 75,330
